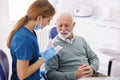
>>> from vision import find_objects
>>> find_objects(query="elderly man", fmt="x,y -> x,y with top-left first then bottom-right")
45,13 -> 99,80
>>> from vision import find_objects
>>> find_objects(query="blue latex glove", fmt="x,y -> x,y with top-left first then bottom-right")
41,45 -> 58,62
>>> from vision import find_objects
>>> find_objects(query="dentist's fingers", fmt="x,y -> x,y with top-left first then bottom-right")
55,45 -> 62,53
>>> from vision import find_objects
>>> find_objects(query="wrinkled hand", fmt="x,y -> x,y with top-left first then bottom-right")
76,64 -> 94,79
41,39 -> 62,62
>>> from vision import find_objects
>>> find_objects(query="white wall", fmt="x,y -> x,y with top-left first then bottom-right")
59,0 -> 120,22
0,0 -> 12,79
0,0 -> 10,55
0,0 -> 10,49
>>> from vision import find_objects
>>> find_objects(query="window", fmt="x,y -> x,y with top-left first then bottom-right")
8,0 -> 58,21
9,0 -> 34,21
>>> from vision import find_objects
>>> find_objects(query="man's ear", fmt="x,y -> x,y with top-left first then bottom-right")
73,22 -> 76,28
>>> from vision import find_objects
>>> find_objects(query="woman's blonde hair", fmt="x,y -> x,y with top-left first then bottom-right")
7,0 -> 55,48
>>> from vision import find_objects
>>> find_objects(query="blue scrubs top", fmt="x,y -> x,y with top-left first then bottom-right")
10,26 -> 43,80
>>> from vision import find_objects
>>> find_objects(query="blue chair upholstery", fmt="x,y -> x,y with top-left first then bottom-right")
0,49 -> 9,80
49,27 -> 58,39
0,64 -> 5,80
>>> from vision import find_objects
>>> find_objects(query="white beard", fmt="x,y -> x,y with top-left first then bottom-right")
61,31 -> 72,38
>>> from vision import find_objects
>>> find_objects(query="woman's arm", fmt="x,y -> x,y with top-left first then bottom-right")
17,58 -> 44,80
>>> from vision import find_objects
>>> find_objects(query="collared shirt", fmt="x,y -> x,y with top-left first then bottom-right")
57,33 -> 75,44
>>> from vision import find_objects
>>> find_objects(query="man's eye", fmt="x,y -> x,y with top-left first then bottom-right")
58,25 -> 62,27
65,24 -> 70,27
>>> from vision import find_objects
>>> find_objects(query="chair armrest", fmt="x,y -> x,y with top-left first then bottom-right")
108,58 -> 115,76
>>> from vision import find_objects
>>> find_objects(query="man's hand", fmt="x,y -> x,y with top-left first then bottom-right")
75,64 -> 94,79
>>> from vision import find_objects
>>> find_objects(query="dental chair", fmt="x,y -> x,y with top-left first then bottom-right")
108,58 -> 120,77
0,49 -> 9,80
108,58 -> 114,76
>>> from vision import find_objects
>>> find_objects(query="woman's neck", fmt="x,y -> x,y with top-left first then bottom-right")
24,20 -> 35,32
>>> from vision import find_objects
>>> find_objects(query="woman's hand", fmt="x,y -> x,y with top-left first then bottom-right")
41,39 -> 62,61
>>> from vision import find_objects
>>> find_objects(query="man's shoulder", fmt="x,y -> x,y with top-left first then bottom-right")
74,35 -> 84,40
74,35 -> 88,44
53,36 -> 62,43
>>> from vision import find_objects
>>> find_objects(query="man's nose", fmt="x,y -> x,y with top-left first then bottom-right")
61,26 -> 66,30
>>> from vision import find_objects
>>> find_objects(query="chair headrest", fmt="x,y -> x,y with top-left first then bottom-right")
0,64 -> 5,80
0,49 -> 9,80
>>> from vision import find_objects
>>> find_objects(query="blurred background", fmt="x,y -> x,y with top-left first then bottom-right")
0,0 -> 120,79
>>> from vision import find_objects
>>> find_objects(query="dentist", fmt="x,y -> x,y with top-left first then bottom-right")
7,0 -> 62,80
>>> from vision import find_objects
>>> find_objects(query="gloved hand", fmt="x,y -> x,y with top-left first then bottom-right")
41,45 -> 62,62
